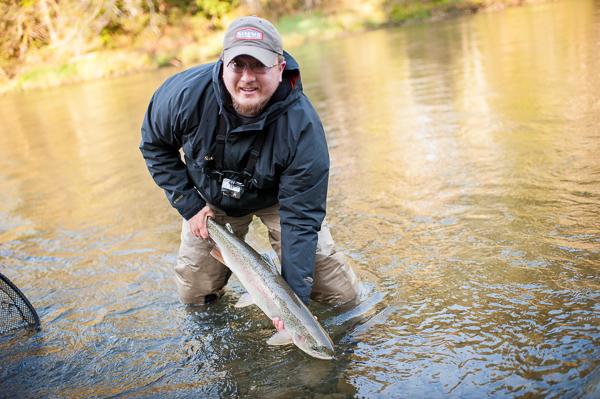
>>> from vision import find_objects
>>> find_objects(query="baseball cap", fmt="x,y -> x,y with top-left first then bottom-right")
222,16 -> 283,67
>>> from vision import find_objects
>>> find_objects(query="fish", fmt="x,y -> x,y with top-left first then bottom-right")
206,216 -> 335,360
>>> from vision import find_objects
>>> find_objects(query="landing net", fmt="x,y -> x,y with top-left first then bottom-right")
0,273 -> 41,335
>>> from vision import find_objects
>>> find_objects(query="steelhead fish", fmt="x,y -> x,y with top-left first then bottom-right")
206,217 -> 335,360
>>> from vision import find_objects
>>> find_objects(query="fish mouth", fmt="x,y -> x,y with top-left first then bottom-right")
293,331 -> 335,360
304,345 -> 334,360
306,348 -> 334,360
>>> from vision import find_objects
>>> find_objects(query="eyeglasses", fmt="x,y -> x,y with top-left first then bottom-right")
227,60 -> 279,74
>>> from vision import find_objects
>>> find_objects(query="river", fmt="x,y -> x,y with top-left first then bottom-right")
1,0 -> 599,397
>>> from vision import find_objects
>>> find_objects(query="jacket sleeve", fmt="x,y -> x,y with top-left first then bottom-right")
277,105 -> 329,305
139,81 -> 206,220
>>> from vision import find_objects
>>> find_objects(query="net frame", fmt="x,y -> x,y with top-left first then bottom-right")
0,273 -> 41,335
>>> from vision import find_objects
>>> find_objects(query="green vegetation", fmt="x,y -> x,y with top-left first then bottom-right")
0,0 -> 536,93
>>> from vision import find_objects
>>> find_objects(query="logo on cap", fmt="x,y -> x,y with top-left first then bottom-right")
235,28 -> 263,41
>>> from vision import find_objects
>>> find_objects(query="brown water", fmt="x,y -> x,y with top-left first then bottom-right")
1,0 -> 599,397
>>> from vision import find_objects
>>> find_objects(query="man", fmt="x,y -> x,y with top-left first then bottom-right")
140,16 -> 359,318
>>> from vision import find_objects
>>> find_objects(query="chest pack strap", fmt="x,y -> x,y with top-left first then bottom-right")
213,113 -> 227,171
207,113 -> 269,188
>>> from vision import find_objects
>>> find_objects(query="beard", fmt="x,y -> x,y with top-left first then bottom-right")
231,95 -> 271,116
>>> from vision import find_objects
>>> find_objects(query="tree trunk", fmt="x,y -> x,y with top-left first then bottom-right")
39,0 -> 58,44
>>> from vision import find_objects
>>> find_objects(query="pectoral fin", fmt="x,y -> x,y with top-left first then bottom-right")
234,292 -> 254,308
267,329 -> 293,346
210,246 -> 225,264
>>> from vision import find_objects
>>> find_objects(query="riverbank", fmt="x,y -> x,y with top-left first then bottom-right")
0,0 -> 543,94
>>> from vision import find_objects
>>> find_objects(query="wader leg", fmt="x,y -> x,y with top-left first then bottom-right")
255,205 -> 360,304
174,208 -> 253,305
311,222 -> 360,303
255,204 -> 283,260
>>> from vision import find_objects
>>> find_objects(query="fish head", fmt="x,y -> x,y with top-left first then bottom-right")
291,329 -> 335,360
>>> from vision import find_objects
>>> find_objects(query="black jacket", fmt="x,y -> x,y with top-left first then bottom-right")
140,52 -> 329,304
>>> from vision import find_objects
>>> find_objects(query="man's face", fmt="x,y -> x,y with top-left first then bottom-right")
222,54 -> 286,116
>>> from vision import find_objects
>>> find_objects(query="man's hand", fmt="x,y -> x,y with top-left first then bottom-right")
273,316 -> 317,332
188,206 -> 215,239
273,317 -> 285,332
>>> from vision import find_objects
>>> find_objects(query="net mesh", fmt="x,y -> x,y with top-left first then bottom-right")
0,273 -> 41,335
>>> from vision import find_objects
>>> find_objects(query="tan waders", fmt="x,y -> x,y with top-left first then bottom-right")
174,204 -> 360,305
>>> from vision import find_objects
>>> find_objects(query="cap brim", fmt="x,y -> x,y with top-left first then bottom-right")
223,46 -> 279,67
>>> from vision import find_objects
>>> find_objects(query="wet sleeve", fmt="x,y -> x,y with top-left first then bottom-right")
278,115 -> 329,305
139,85 -> 206,220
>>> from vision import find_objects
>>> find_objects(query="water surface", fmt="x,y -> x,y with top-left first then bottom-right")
1,0 -> 599,397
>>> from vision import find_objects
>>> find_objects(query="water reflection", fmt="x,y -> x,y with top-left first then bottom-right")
0,68 -> 180,235
1,0 -> 600,397
293,0 -> 600,396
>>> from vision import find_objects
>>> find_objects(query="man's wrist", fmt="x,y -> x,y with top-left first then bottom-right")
182,200 -> 207,220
